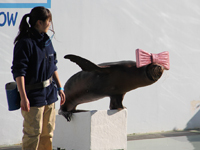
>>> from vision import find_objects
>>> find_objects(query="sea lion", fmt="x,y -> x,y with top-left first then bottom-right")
59,52 -> 166,121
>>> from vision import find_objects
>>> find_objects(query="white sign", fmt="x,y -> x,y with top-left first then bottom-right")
0,0 -> 50,8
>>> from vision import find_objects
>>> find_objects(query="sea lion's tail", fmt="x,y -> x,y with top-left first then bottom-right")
58,109 -> 72,122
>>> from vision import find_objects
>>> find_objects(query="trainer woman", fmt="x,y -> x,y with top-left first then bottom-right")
11,6 -> 65,150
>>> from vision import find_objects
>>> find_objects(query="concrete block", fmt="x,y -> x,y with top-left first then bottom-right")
53,109 -> 127,150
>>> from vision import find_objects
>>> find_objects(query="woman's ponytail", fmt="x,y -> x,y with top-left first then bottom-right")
14,7 -> 53,44
14,13 -> 30,44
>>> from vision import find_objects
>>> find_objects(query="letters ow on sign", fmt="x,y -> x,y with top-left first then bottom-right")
0,12 -> 18,26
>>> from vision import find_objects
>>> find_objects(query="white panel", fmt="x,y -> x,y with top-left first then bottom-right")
1,0 -> 200,146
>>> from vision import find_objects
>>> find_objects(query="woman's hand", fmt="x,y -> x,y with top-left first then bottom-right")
58,90 -> 65,105
53,71 -> 66,105
16,76 -> 30,112
20,96 -> 30,112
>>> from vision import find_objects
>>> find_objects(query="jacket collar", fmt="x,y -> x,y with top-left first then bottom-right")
31,27 -> 49,48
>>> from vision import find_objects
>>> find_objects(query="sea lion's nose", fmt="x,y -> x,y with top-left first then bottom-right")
153,65 -> 164,80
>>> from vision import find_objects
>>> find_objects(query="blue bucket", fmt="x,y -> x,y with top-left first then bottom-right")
5,82 -> 20,111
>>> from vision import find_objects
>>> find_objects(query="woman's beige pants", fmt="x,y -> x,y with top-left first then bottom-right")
21,103 -> 55,150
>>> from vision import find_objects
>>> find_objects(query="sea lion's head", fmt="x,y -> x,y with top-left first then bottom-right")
146,64 -> 164,81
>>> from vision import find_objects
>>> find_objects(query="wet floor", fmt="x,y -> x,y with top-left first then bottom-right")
127,130 -> 200,150
128,134 -> 200,150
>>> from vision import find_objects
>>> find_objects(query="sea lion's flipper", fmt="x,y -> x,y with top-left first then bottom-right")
64,54 -> 102,72
58,109 -> 72,122
109,94 -> 125,109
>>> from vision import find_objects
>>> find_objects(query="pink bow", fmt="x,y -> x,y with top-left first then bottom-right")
136,49 -> 170,70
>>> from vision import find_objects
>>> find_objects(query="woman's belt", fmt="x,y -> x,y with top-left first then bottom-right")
25,77 -> 53,91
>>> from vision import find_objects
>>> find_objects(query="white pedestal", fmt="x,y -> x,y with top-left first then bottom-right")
53,109 -> 127,150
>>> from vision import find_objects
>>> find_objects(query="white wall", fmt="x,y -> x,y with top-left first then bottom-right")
1,0 -> 200,145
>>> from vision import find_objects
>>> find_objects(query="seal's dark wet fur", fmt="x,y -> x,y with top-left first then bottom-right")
60,54 -> 164,121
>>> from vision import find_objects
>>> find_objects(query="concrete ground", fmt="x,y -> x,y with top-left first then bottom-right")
1,130 -> 200,150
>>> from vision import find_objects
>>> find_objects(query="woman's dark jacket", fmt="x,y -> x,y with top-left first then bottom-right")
11,28 -> 58,107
